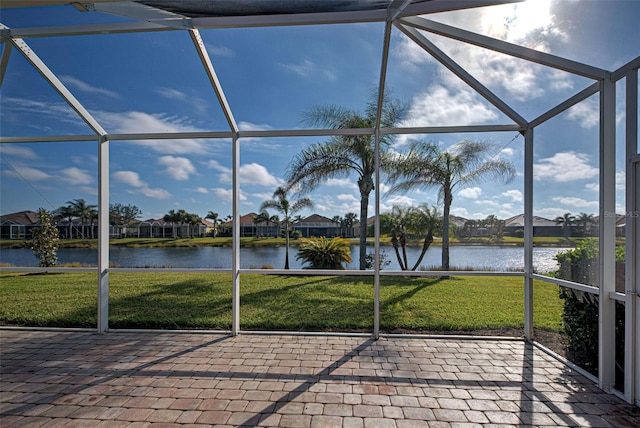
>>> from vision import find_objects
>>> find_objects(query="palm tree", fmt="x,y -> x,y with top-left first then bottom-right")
163,209 -> 183,238
285,92 -> 407,270
54,205 -> 75,239
386,141 -> 516,271
185,213 -> 202,237
555,212 -> 576,239
87,207 -> 98,239
332,215 -> 343,237
66,198 -> 97,239
380,205 -> 440,271
343,212 -> 358,238
205,211 -> 219,237
576,212 -> 595,237
260,186 -> 313,269
253,211 -> 271,237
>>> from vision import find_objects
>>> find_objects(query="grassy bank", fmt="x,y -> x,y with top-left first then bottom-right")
0,235 -> 593,250
0,272 -> 563,333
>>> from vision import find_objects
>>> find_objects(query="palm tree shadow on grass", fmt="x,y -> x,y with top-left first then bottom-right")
379,276 -> 444,308
107,275 -> 335,330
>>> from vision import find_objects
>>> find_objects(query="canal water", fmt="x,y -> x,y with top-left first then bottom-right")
0,245 -> 568,273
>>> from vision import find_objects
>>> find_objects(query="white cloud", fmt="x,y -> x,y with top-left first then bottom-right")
113,170 -> 170,199
549,69 -> 574,91
535,207 -> 574,219
585,182 -> 599,191
239,163 -> 280,186
238,121 -> 273,132
209,161 -> 280,187
96,111 -> 207,154
158,156 -> 196,181
0,145 -> 38,159
251,191 -> 274,202
138,187 -> 171,199
156,88 -> 187,101
552,196 -> 598,209
207,159 -> 229,173
401,85 -> 499,128
385,195 -> 416,206
500,147 -> 515,157
213,187 -> 247,202
326,178 -> 359,192
59,75 -> 119,98
113,170 -> 145,187
3,164 -> 52,181
336,193 -> 358,202
567,99 -> 599,129
534,151 -> 598,182
280,59 -> 316,77
457,186 -> 482,199
395,0 -> 570,106
59,167 -> 93,185
195,187 -> 209,194
279,58 -> 336,81
616,170 -> 625,190
206,44 -> 234,57
501,189 -> 523,202
450,207 -> 470,218
3,97 -> 86,130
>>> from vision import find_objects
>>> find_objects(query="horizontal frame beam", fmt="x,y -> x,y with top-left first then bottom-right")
531,273 -> 600,295
0,124 -> 524,144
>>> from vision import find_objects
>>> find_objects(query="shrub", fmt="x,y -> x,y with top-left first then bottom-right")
555,239 -> 626,377
30,208 -> 60,268
296,237 -> 352,269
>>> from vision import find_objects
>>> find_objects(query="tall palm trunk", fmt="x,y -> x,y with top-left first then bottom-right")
442,184 -> 453,272
390,236 -> 405,270
284,221 -> 290,269
411,231 -> 434,271
358,176 -> 373,270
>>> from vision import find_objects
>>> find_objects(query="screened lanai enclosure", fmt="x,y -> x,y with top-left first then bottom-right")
0,0 -> 638,406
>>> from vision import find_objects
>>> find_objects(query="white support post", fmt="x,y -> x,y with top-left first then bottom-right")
232,132 -> 240,336
599,77 -> 616,392
625,69 -> 638,405
523,127 -> 534,340
97,135 -> 109,333
633,156 -> 640,407
372,19 -> 393,340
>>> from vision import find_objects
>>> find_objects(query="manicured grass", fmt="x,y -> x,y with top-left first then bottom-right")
0,272 -> 563,333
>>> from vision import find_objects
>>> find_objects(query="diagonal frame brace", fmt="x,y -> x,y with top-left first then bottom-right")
396,23 -> 528,128
400,16 -> 608,80
189,29 -> 238,133
0,41 -> 12,88
1,23 -> 106,136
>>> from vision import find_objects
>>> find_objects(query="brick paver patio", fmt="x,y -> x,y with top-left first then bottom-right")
1,330 -> 639,427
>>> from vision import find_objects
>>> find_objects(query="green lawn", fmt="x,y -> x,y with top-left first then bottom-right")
0,272 -> 563,333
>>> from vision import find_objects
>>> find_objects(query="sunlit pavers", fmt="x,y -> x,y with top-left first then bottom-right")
1,330 -> 639,427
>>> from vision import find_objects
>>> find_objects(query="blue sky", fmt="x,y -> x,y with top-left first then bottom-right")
1,0 -> 638,223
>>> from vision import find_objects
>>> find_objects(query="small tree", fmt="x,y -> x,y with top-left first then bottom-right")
296,237 -> 352,269
260,186 -> 313,269
30,208 -> 60,267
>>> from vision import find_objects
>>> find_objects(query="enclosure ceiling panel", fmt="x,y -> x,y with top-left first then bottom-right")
138,0 -> 398,17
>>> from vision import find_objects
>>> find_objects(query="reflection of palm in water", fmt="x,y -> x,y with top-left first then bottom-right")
5,246 -> 568,272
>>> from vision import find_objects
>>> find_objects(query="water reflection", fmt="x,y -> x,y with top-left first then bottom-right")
1,245 -> 568,273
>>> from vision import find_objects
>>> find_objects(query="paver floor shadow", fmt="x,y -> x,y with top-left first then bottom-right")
1,330 -> 639,427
